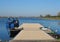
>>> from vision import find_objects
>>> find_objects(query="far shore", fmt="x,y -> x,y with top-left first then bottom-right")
43,17 -> 60,20
0,16 -> 60,20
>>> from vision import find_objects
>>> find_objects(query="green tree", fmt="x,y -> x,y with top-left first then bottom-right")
57,12 -> 60,16
45,14 -> 51,17
40,15 -> 43,18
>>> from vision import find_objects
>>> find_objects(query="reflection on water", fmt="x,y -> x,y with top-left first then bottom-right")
0,18 -> 10,41
58,22 -> 60,25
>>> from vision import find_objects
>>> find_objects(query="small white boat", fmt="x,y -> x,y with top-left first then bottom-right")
41,27 -> 48,30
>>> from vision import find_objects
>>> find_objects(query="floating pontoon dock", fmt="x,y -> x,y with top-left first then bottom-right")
10,23 -> 55,42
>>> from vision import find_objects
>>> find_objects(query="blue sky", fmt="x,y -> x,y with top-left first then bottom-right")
0,0 -> 60,16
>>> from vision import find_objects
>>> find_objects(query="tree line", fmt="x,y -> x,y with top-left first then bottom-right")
40,12 -> 60,18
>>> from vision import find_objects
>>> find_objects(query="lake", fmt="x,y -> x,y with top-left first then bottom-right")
0,17 -> 60,41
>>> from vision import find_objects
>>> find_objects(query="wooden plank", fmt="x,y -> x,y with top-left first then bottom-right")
13,30 -> 54,40
18,23 -> 43,31
10,23 -> 55,42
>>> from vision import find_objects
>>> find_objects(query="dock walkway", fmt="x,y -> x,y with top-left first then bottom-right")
10,23 -> 55,42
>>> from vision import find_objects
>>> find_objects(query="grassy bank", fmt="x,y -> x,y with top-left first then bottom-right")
43,16 -> 60,20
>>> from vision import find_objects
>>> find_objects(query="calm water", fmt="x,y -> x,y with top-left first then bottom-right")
0,18 -> 60,40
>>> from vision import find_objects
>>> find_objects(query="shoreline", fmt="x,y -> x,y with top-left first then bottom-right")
0,17 -> 60,20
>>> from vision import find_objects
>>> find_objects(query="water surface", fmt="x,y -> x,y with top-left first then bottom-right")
0,18 -> 60,40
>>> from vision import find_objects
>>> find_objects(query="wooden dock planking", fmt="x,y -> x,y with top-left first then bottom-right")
13,30 -> 55,40
10,23 -> 55,42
